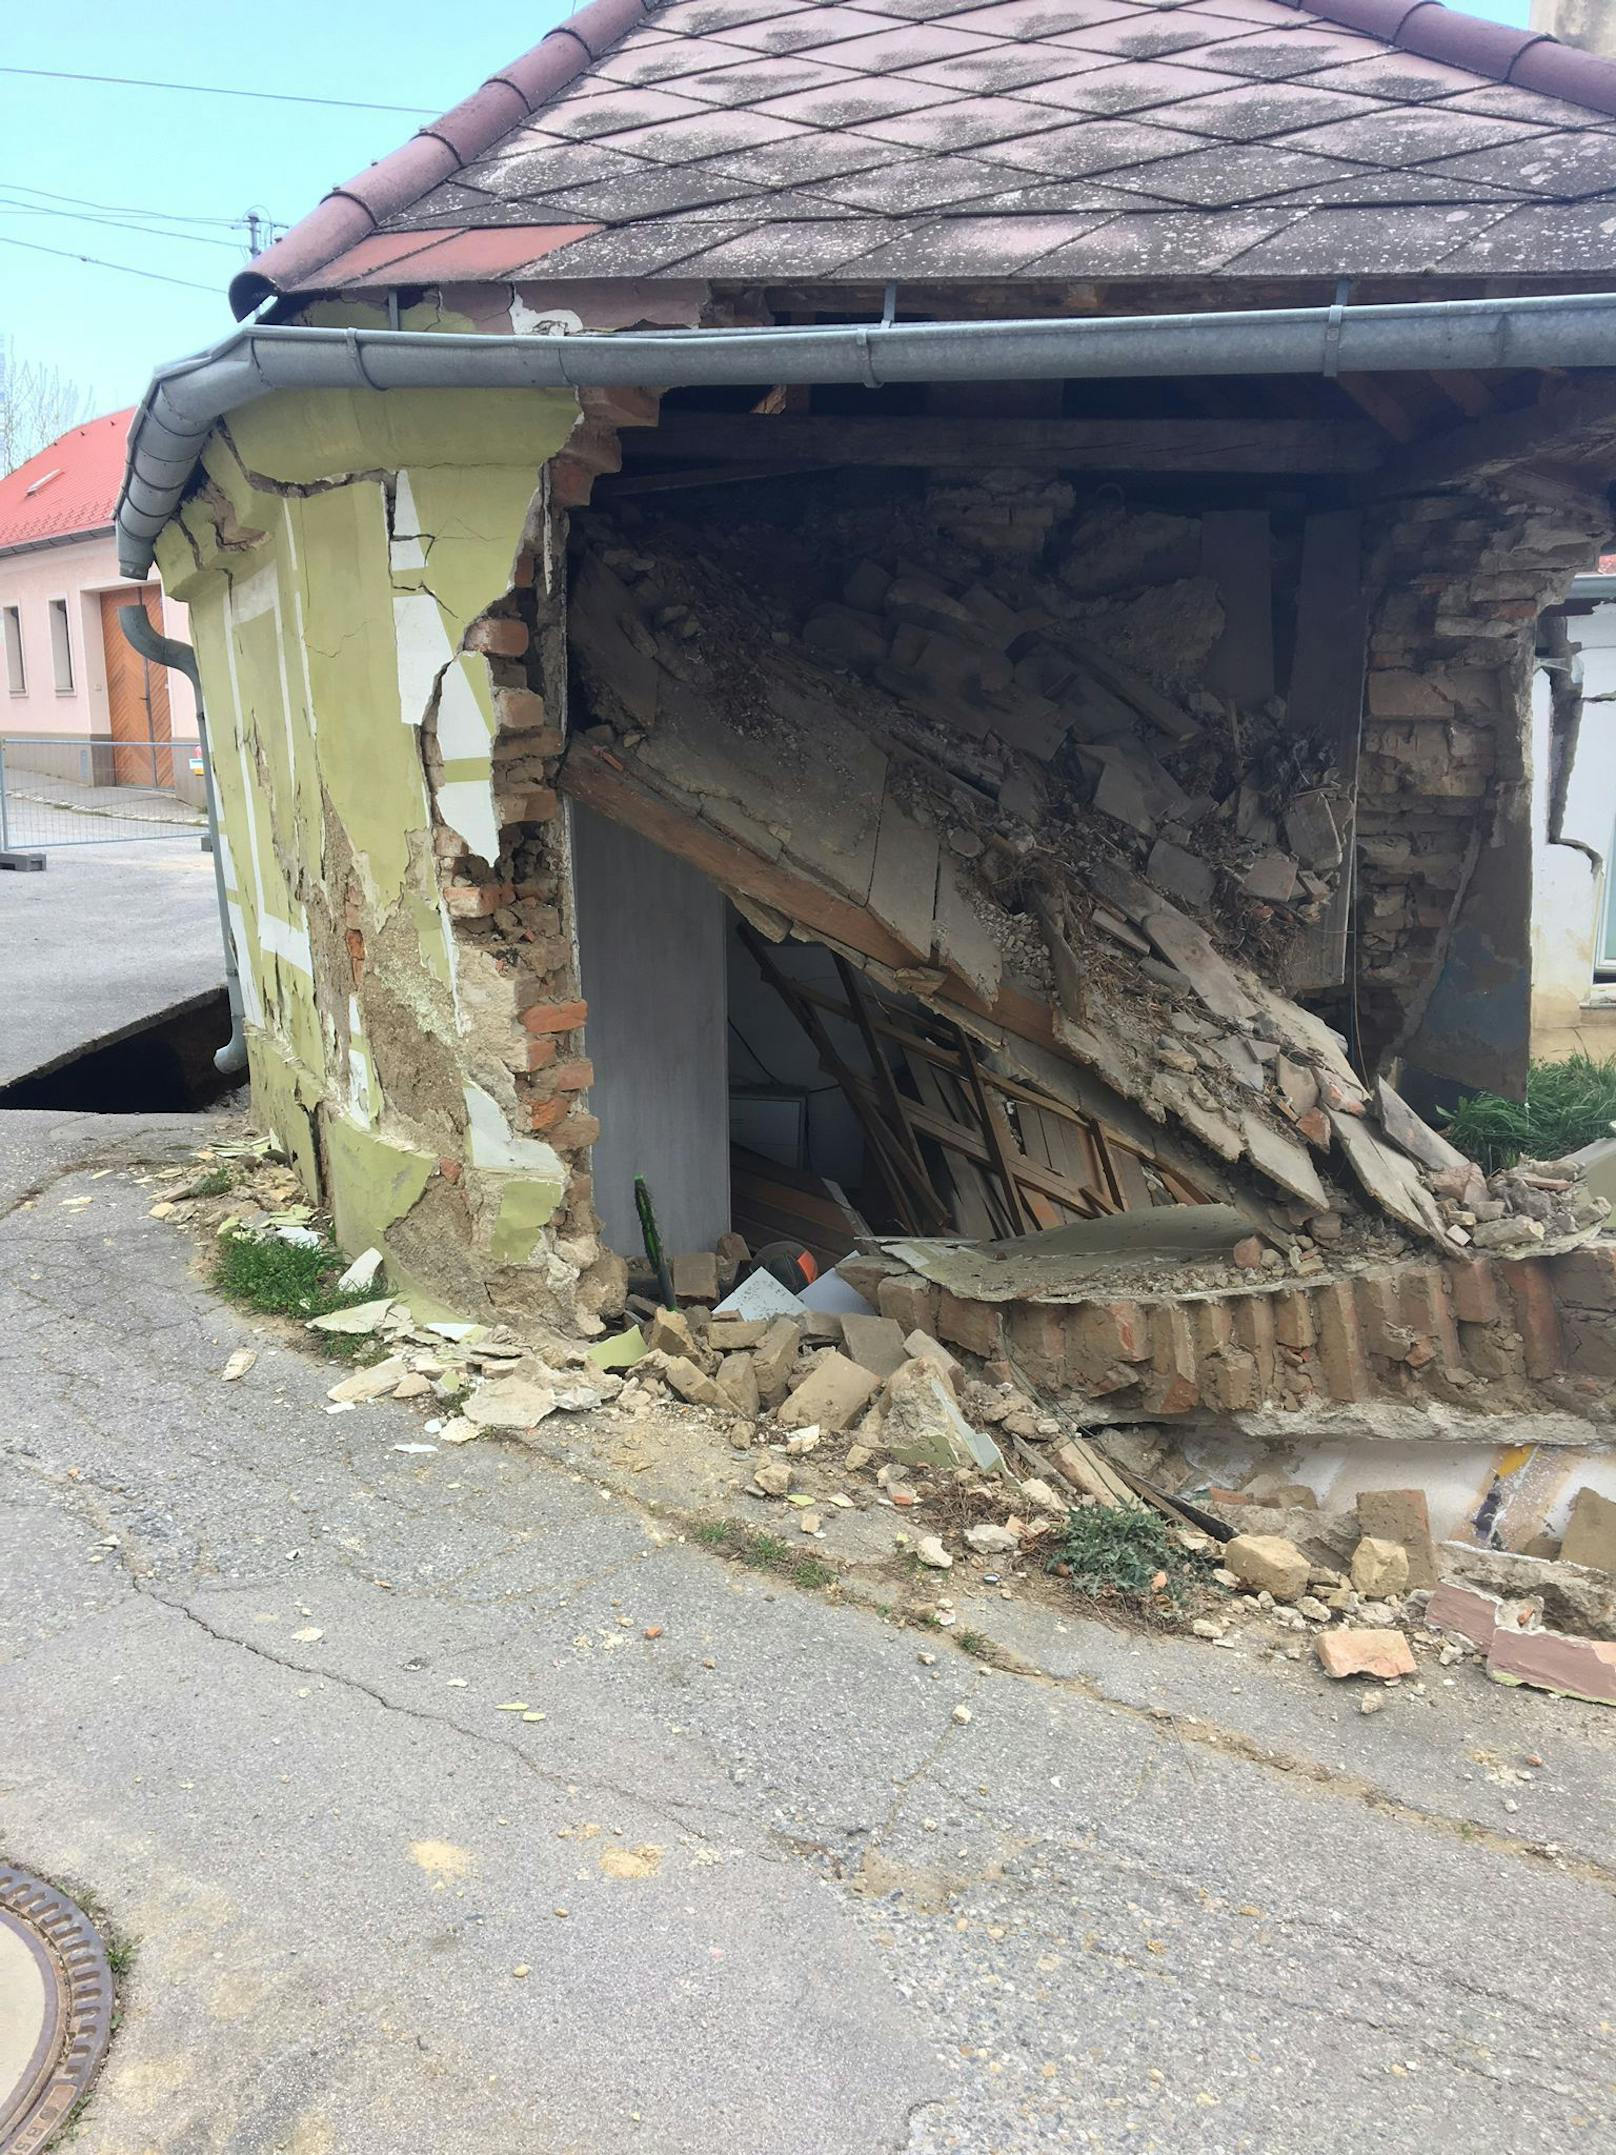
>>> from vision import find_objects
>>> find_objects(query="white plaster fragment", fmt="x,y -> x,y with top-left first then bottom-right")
436,656 -> 494,762
393,469 -> 424,539
390,536 -> 427,572
510,292 -> 582,338
435,778 -> 500,869
227,901 -> 263,1026
464,1081 -> 566,1178
393,590 -> 451,727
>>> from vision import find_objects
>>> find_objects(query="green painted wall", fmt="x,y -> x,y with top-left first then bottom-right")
157,382 -> 580,1314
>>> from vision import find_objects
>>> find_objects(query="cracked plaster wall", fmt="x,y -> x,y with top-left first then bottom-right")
155,369 -> 587,1319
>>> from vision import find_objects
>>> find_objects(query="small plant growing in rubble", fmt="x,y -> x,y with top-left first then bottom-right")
1442,1053 -> 1616,1174
215,1231 -> 372,1323
1047,1502 -> 1192,1616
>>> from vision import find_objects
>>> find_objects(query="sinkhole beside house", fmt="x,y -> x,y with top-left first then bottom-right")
0,989 -> 246,1115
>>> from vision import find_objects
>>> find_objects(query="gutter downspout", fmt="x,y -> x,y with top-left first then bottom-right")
116,288 -> 1616,575
117,606 -> 249,1077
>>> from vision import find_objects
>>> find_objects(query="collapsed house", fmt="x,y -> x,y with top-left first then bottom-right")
115,0 -> 1616,1495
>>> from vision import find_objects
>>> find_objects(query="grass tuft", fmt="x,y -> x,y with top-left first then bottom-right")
1047,1502 -> 1191,1616
1442,1054 -> 1616,1175
189,1165 -> 236,1198
693,1517 -> 837,1592
215,1231 -> 372,1324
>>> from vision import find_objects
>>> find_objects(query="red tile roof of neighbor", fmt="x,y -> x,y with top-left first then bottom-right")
232,0 -> 1616,313
0,409 -> 134,553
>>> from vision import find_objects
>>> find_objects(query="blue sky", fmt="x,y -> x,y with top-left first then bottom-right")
1,0 -> 1533,417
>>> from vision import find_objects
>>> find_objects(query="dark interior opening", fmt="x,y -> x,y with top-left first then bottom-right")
0,990 -> 246,1114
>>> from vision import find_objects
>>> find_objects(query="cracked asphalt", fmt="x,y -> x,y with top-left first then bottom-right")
3,1110 -> 1615,2154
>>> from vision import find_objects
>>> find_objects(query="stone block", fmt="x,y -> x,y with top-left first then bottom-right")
671,1251 -> 719,1304
1006,1304 -> 1067,1390
1313,1282 -> 1372,1402
1316,1629 -> 1417,1681
1356,1488 -> 1439,1589
1225,1533 -> 1310,1601
1350,1536 -> 1410,1599
1399,1265 -> 1461,1366
1272,1289 -> 1315,1352
1231,1292 -> 1278,1393
840,1313 -> 910,1381
1066,1300 -> 1150,1388
1488,1626 -> 1616,1708
752,1317 -> 804,1409
714,1352 -> 761,1419
778,1351 -> 881,1434
1561,1487 -> 1616,1575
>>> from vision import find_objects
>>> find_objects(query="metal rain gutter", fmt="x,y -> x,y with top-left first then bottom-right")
115,605 -> 249,1076
116,287 -> 1616,576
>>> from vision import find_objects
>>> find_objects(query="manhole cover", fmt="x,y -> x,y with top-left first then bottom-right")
0,1866 -> 114,2154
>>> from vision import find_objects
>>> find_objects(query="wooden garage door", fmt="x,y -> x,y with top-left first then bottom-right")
99,586 -> 173,787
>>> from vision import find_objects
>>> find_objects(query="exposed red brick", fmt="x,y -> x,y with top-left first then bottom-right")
524,1034 -> 558,1072
1313,1282 -> 1373,1402
1400,1264 -> 1462,1366
1232,1292 -> 1278,1393
1458,1320 -> 1523,1382
345,926 -> 365,983
1295,1108 -> 1331,1148
937,1290 -> 1003,1360
1203,1343 -> 1260,1413
1498,1257 -> 1564,1381
529,1096 -> 568,1133
521,997 -> 588,1035
551,1057 -> 594,1093
1272,1290 -> 1315,1352
1447,1255 -> 1504,1325
1145,1304 -> 1199,1416
1231,1236 -> 1264,1270
438,1157 -> 461,1184
876,1274 -> 939,1337
1005,1305 -> 1067,1392
510,550 -> 536,590
443,881 -> 516,918
509,787 -> 559,824
582,385 -> 662,430
1354,1275 -> 1413,1362
465,616 -> 529,658
1549,1244 -> 1616,1313
494,686 -> 551,734
548,1109 -> 600,1153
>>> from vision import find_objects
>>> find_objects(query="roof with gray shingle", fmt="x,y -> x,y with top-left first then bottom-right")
231,0 -> 1616,315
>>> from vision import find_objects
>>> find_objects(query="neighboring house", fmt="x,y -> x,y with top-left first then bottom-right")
1532,566 -> 1616,1060
107,0 -> 1616,1445
0,409 -> 194,782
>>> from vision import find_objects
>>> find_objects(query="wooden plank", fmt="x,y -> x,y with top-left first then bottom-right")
955,1022 -> 1039,1236
1335,373 -> 1422,443
627,414 -> 1386,473
904,1052 -> 1007,1238
1200,510 -> 1274,707
835,955 -> 948,1222
1282,509 -> 1367,995
900,1097 -> 1107,1217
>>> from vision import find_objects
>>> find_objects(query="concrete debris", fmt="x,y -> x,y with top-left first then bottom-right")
915,1535 -> 953,1570
751,1460 -> 793,1498
866,1357 -> 1003,1473
1355,1488 -> 1438,1590
335,1247 -> 385,1294
327,1356 -> 409,1405
839,1313 -> 910,1381
964,1522 -> 1020,1555
714,1352 -> 762,1419
460,1373 -> 564,1430
308,1297 -> 394,1335
1427,1579 -> 1616,1708
221,1348 -> 257,1383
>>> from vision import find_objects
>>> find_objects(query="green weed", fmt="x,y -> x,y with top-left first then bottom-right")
215,1231 -> 372,1323
693,1517 -> 837,1592
1047,1502 -> 1191,1615
1441,1053 -> 1616,1175
189,1165 -> 236,1198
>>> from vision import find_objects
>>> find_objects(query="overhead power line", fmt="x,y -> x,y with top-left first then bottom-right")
0,201 -> 248,251
0,233 -> 220,292
0,64 -> 436,114
0,180 -> 248,229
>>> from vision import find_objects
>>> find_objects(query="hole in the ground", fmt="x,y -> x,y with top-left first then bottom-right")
0,990 -> 247,1113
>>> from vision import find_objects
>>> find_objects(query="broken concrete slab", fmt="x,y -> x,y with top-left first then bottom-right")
1328,1107 -> 1450,1244
1240,1111 -> 1330,1212
778,1351 -> 881,1434
1489,1625 -> 1616,1708
327,1356 -> 408,1405
1243,852 -> 1299,903
1140,905 -> 1257,1025
1147,837 -> 1216,909
308,1297 -> 395,1335
873,1356 -> 1002,1473
932,858 -> 1003,1004
1373,1078 -> 1471,1177
461,1373 -> 561,1430
1284,791 -> 1343,873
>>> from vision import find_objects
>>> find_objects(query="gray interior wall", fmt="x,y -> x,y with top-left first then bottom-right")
727,936 -> 866,1185
571,802 -> 730,1258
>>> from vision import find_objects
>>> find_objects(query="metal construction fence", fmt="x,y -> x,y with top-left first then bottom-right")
0,735 -> 208,863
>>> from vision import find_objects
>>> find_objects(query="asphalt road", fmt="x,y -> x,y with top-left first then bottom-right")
0,838 -> 222,1087
2,1111 -> 1614,2155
